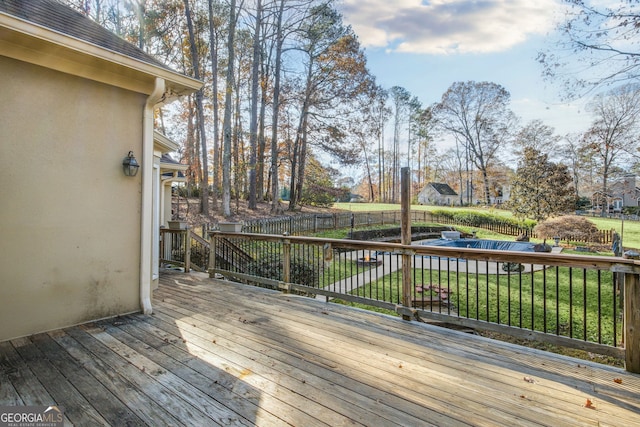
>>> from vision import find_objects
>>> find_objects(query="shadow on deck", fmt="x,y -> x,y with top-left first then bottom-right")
2,270 -> 640,426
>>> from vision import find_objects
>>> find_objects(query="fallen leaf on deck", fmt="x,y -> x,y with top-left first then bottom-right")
614,378 -> 623,384
584,399 -> 595,409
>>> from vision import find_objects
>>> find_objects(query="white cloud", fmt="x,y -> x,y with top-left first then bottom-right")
340,0 -> 561,54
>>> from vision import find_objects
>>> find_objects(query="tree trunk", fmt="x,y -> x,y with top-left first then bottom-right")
256,65 -> 268,201
208,0 -> 220,211
248,0 -> 262,210
222,0 -> 237,217
294,115 -> 309,209
270,0 -> 285,214
183,0 -> 209,216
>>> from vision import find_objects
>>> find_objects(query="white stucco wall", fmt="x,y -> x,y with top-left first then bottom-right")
0,56 -> 147,340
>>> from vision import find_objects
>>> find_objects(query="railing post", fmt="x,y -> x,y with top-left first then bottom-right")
625,272 -> 640,373
208,232 -> 217,277
400,167 -> 412,321
184,228 -> 191,273
282,238 -> 291,292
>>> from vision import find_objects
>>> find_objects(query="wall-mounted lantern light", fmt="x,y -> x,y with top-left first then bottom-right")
122,151 -> 140,177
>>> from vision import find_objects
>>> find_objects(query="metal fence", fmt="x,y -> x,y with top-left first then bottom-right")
237,211 -> 613,244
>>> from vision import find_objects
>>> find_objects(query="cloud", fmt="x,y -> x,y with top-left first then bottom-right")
340,0 -> 561,54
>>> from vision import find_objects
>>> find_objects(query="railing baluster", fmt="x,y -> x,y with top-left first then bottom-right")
543,267 -> 547,333
555,267 -> 560,336
598,270 -> 602,344
583,270 -> 588,341
569,267 -> 574,339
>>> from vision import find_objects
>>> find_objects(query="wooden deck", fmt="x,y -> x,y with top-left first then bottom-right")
2,271 -> 640,426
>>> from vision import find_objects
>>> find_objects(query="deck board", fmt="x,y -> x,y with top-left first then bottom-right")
1,270 -> 640,426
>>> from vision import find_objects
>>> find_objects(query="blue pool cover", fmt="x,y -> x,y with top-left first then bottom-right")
420,238 -> 536,252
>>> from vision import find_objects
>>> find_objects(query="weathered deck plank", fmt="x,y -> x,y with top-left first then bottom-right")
156,280 -> 597,426
1,270 -> 639,427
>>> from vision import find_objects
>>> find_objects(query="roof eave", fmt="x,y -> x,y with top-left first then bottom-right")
0,12 -> 202,100
153,131 -> 181,153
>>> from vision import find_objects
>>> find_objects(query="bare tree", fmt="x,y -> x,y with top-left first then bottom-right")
222,0 -> 239,217
247,0 -> 263,210
183,0 -> 209,216
433,81 -> 517,205
582,83 -> 640,206
539,1 -> 640,98
208,0 -> 226,212
514,119 -> 560,158
389,86 -> 411,203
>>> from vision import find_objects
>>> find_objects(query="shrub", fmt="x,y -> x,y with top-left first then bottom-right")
246,255 -> 319,287
533,215 -> 600,242
429,210 -> 536,230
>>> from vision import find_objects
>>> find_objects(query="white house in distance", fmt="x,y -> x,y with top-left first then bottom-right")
0,0 -> 201,341
417,182 -> 460,206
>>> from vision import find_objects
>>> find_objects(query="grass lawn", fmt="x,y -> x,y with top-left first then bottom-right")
334,202 -> 640,249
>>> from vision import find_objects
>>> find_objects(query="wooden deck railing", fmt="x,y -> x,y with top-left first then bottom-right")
160,228 -> 210,273
207,231 -> 640,373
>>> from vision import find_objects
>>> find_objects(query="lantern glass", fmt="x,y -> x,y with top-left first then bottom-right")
122,151 -> 140,176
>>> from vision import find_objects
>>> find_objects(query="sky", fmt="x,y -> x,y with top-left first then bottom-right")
337,0 -> 590,141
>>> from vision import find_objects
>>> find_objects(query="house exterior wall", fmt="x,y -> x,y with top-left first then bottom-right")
622,175 -> 639,207
0,56 -> 147,341
417,187 -> 459,206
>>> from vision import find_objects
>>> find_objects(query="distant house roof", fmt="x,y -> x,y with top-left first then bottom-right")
427,182 -> 457,196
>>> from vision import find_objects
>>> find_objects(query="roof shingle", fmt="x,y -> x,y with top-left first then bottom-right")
0,0 -> 172,71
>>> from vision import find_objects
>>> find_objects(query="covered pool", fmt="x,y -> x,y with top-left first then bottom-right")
420,238 -> 536,252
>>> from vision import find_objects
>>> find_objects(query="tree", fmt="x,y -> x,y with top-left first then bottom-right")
222,0 -> 238,217
299,156 -> 341,207
287,3 -> 374,210
247,0 -> 263,210
346,83 -> 387,202
539,1 -> 640,98
389,86 -> 411,203
582,83 -> 640,206
207,0 -> 226,212
373,88 -> 390,202
183,0 -> 209,216
514,119 -> 560,158
414,106 -> 436,189
510,148 -> 575,221
433,81 -> 517,205
269,0 -> 287,213
559,134 -> 585,200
